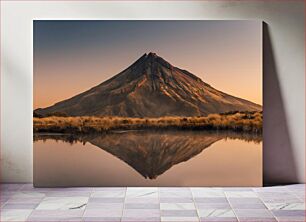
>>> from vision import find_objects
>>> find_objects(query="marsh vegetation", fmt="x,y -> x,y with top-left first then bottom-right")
33,111 -> 262,134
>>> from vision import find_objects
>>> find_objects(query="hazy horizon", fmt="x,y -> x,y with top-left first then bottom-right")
34,20 -> 262,109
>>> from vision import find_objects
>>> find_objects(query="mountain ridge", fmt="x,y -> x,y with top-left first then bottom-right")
35,52 -> 261,117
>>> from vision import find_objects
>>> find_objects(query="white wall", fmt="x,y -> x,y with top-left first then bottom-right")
1,1 -> 305,184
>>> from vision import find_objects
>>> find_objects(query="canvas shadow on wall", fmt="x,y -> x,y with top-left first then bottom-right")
33,20 -> 263,187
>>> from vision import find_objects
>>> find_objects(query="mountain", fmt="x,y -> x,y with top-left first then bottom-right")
35,52 -> 261,117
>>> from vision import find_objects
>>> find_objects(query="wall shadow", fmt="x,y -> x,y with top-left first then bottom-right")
263,22 -> 298,185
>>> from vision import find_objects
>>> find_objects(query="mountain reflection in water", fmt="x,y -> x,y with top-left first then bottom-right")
34,130 -> 261,180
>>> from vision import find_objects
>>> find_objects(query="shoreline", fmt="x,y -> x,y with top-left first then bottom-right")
34,128 -> 262,144
33,111 -> 262,134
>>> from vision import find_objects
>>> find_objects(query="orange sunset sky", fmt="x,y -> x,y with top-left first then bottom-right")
34,20 -> 262,109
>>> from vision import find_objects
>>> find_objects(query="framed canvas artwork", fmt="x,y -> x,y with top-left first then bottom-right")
33,20 -> 262,187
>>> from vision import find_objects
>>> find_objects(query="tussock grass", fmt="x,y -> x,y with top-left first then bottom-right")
33,111 -> 262,134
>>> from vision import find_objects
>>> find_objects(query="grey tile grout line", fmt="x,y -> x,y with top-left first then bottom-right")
253,188 -> 281,222
0,192 -> 6,209
0,193 -> 10,208
190,187 -> 201,222
120,187 -> 127,222
224,189 -> 240,222
80,187 -> 94,222
158,187 -> 161,222
288,188 -> 305,202
280,188 -> 305,222
23,185 -> 47,221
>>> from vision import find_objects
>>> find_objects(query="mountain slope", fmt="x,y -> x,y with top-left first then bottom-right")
35,52 -> 261,117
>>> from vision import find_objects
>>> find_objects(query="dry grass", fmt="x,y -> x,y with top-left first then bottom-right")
33,111 -> 262,134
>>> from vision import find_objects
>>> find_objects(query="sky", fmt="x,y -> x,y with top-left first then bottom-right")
34,20 -> 262,109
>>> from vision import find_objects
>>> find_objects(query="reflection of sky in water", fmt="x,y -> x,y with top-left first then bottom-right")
34,131 -> 262,187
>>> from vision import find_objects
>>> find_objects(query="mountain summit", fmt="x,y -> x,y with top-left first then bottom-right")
35,52 -> 261,117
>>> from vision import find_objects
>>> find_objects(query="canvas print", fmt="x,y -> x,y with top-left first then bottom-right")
33,20 -> 262,187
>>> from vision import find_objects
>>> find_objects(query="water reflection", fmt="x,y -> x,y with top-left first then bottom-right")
34,130 -> 261,180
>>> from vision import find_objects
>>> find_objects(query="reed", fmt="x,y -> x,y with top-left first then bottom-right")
33,111 -> 262,134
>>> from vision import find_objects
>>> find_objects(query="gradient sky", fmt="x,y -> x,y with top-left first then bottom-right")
34,20 -> 262,109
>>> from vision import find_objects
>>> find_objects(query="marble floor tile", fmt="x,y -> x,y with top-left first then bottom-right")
27,216 -> 83,221
237,218 -> 277,222
45,191 -> 91,197
91,187 -> 126,191
1,202 -> 7,208
160,197 -> 194,203
161,210 -> 198,217
0,209 -> 33,221
225,191 -> 258,198
271,209 -> 305,217
198,209 -> 235,217
1,191 -> 16,197
83,209 -> 123,217
159,190 -> 192,198
227,197 -> 263,204
1,183 -> 306,222
292,191 -> 305,201
230,203 -> 266,209
91,190 -> 125,198
29,209 -> 85,218
89,197 -> 124,203
194,197 -> 228,203
125,197 -> 159,203
200,217 -> 238,222
61,187 -> 94,191
11,191 -> 45,199
276,217 -> 306,222
6,197 -> 44,204
20,184 -> 50,191
257,191 -> 296,196
161,216 -> 199,222
159,187 -> 191,192
122,209 -> 160,217
86,202 -> 123,209
1,196 -> 11,204
261,197 -> 302,204
234,209 -> 274,218
265,202 -> 305,210
125,203 -> 159,209
160,203 -> 196,210
191,188 -> 225,198
253,186 -> 290,192
1,184 -> 24,191
223,188 -> 253,191
196,203 -> 231,209
36,196 -> 88,210
21,185 -> 91,192
126,187 -> 158,198
121,217 -> 161,221
286,184 -> 305,191
83,217 -> 121,222
2,203 -> 39,209
256,195 -> 288,204
257,192 -> 299,201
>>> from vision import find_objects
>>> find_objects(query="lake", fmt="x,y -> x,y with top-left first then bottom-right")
33,130 -> 262,187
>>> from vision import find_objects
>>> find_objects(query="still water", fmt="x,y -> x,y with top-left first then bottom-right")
34,130 -> 262,187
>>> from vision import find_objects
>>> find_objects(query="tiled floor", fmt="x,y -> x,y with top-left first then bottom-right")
0,184 -> 305,222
